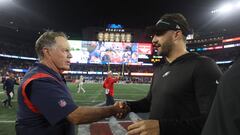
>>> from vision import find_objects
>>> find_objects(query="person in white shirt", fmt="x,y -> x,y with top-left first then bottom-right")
77,75 -> 85,93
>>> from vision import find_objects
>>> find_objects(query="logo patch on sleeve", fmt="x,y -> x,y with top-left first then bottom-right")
58,99 -> 67,107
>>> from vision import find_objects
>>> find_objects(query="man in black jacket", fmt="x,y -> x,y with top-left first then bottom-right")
201,58 -> 240,135
119,13 -> 222,135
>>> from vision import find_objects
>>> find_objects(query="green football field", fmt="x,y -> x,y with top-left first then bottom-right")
0,83 -> 150,135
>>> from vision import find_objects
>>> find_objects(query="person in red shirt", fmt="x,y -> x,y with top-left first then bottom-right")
103,71 -> 120,106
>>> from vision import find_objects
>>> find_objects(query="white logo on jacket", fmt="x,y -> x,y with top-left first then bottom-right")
162,71 -> 171,77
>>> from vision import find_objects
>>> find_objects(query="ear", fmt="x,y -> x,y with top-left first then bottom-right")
42,47 -> 51,57
173,30 -> 182,40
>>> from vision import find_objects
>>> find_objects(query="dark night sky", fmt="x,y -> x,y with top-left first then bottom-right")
1,0 -> 240,34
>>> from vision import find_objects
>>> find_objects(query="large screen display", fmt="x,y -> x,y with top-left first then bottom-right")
69,40 -> 152,64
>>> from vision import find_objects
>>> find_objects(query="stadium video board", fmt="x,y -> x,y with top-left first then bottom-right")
69,40 -> 152,64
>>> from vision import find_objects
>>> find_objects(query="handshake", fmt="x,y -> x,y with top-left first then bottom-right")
112,101 -> 131,119
109,101 -> 160,135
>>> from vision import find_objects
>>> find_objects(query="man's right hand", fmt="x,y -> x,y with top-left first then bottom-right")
113,101 -> 130,119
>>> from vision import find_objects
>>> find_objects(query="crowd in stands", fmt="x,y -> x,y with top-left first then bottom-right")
0,54 -> 236,84
0,58 -> 34,75
0,56 -> 154,83
0,41 -> 36,57
0,56 -> 233,84
199,48 -> 240,61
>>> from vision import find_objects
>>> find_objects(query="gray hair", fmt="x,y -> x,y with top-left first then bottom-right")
35,30 -> 67,60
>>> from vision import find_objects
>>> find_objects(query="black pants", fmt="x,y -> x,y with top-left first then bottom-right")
2,91 -> 12,107
105,94 -> 114,106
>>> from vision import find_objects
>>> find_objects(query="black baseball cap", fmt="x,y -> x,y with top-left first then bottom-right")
146,18 -> 191,37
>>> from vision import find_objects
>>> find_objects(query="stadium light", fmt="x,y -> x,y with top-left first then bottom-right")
211,2 -> 240,14
219,3 -> 233,13
237,1 -> 240,7
212,3 -> 233,14
0,0 -> 11,4
0,0 -> 13,8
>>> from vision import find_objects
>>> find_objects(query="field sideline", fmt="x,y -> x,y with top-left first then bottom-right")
0,82 -> 150,135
